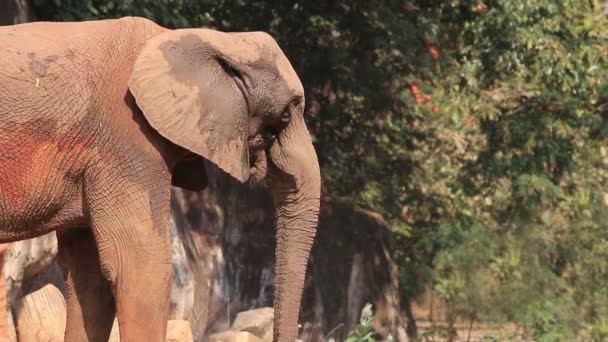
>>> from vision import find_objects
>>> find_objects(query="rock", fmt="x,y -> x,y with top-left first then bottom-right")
0,244 -> 14,342
189,166 -> 278,339
231,307 -> 274,341
109,319 -> 193,342
4,233 -> 59,304
169,188 -> 230,340
207,331 -> 262,342
3,234 -> 64,342
108,319 -> 119,342
167,320 -> 194,342
172,166 -> 406,341
15,284 -> 66,342
300,199 -> 408,342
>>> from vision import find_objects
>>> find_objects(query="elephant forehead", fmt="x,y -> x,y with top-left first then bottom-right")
159,30 -> 262,69
229,31 -> 305,98
156,30 -> 304,99
274,53 -> 304,98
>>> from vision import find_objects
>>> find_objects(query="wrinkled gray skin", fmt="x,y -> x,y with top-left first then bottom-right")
0,17 -> 320,342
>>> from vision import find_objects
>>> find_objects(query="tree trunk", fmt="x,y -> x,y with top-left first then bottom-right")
403,294 -> 418,341
0,0 -> 35,25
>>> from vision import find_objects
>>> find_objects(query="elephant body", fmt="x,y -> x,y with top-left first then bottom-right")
0,18 -> 167,240
0,17 -> 320,342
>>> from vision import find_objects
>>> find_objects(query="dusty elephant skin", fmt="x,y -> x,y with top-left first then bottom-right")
0,17 -> 320,342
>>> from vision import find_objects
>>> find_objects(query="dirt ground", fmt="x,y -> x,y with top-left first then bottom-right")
416,320 -> 532,342
411,295 -> 533,342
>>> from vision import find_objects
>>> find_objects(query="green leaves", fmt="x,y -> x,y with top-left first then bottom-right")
344,303 -> 377,342
326,304 -> 380,342
425,1 -> 608,339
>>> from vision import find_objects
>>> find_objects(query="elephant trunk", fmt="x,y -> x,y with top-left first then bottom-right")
273,193 -> 319,341
268,116 -> 321,341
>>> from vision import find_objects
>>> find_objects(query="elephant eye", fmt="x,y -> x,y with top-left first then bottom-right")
278,97 -> 300,124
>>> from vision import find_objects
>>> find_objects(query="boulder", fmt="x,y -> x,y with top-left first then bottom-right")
4,233 -> 59,304
4,233 -> 65,342
13,284 -> 194,342
109,320 -> 193,342
166,320 -> 194,342
231,307 -> 274,341
14,284 -> 65,342
300,199 -> 407,341
0,245 -> 13,342
207,331 -> 262,342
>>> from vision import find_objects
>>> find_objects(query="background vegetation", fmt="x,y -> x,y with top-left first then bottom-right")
26,0 -> 608,340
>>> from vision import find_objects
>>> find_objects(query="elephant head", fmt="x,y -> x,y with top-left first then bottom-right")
128,29 -> 320,341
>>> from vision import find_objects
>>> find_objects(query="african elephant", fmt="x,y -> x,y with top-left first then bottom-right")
0,17 -> 320,342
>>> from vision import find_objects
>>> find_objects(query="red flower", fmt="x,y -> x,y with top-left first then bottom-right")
401,207 -> 409,220
410,83 -> 432,105
428,45 -> 440,60
432,106 -> 439,113
415,95 -> 431,105
409,83 -> 419,95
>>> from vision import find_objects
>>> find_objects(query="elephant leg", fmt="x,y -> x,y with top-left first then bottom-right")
57,229 -> 116,342
86,167 -> 173,342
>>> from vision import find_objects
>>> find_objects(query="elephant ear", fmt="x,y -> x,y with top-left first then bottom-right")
129,29 -> 256,182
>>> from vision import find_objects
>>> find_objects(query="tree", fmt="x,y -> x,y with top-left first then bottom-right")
27,0 -> 608,339
0,0 -> 34,25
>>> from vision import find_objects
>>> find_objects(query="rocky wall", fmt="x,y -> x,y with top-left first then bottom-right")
2,165 -> 406,341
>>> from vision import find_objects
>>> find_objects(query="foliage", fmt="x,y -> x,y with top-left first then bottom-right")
423,1 -> 608,340
327,303 -> 386,342
31,0 -> 608,339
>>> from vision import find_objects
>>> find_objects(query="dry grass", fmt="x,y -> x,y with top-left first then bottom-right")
410,294 -> 533,342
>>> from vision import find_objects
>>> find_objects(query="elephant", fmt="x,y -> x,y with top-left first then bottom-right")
0,16 -> 320,342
